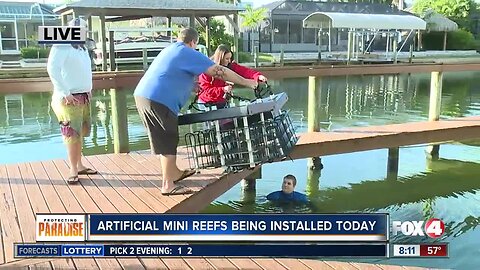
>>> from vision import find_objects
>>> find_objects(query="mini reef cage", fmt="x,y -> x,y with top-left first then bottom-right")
178,91 -> 298,172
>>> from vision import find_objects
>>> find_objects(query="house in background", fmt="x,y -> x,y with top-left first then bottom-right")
0,1 -> 59,58
255,0 -> 417,53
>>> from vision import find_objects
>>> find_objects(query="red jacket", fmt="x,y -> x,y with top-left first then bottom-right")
198,62 -> 262,103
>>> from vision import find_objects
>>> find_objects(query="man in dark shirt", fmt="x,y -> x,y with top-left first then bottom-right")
267,174 -> 308,203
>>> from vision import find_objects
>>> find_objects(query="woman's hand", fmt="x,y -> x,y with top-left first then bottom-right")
223,85 -> 233,94
258,75 -> 268,82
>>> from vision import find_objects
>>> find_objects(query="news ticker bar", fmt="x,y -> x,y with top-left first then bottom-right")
37,213 -> 388,242
15,244 -> 388,258
392,244 -> 448,257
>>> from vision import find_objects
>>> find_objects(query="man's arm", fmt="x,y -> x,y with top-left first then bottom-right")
205,64 -> 257,89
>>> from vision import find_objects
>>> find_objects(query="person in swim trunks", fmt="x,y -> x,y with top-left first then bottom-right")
47,18 -> 98,184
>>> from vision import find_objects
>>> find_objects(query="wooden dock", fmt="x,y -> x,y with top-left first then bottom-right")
2,61 -> 480,93
0,151 -> 428,270
291,115 -> 480,159
1,117 -> 474,269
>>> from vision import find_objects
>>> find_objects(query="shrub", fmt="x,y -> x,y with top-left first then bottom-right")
237,52 -> 253,62
422,29 -> 476,50
20,47 -> 50,59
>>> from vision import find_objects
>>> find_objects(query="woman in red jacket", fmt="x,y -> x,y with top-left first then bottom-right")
197,44 -> 267,109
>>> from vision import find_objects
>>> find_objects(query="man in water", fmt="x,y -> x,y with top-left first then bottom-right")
267,174 -> 308,203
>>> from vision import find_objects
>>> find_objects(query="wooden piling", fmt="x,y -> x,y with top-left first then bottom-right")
387,147 -> 399,180
242,167 -> 261,194
100,15 -> 107,72
308,76 -> 321,132
254,45 -> 259,68
279,45 -> 284,67
409,44 -> 414,63
307,76 -> 323,170
392,34 -> 398,64
108,31 -> 116,71
110,88 -> 129,153
306,167 -> 321,200
142,48 -> 148,71
426,71 -> 443,160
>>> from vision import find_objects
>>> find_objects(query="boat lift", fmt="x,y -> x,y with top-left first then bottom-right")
303,12 -> 426,63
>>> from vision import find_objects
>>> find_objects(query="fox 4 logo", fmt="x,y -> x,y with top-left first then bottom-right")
392,218 -> 445,238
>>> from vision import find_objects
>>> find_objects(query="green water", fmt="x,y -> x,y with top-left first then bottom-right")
1,72 -> 480,269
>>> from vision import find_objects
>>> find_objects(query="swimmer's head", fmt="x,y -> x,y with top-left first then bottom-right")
282,174 -> 296,194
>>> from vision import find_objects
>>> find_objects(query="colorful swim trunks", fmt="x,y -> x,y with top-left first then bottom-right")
51,93 -> 91,144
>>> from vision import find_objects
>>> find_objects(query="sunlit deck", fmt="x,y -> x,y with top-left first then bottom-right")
1,116 -> 476,268
1,151 -> 434,269
0,150 -> 430,269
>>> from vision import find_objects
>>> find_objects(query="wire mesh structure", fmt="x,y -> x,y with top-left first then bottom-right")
185,110 -> 298,171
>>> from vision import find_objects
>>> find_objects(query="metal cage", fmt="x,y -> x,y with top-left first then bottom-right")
185,110 -> 298,171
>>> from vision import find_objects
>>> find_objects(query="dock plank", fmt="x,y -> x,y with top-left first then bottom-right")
49,160 -> 98,213
376,264 -> 408,270
29,162 -> 65,213
323,261 -> 359,270
51,159 -> 125,270
351,262 -> 383,269
274,259 -> 313,270
0,142 -> 436,270
160,258 -> 193,270
29,261 -> 52,269
113,257 -> 145,270
93,155 -> 155,212
299,259 -> 335,269
62,159 -> 118,213
133,152 -> 189,203
128,152 -> 189,206
40,161 -> 83,212
59,159 -> 150,269
252,258 -> 288,270
21,163 -> 75,269
18,163 -> 49,215
36,161 -> 98,270
184,258 -> 215,270
228,258 -> 263,270
47,258 -> 76,269
0,165 -> 24,263
205,258 -> 239,270
292,116 -> 480,160
104,154 -> 170,212
83,156 -> 136,213
139,258 -> 169,270
0,217 -> 5,265
6,164 -> 35,243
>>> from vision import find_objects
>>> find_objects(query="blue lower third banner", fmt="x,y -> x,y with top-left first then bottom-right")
87,214 -> 388,241
15,244 -> 387,257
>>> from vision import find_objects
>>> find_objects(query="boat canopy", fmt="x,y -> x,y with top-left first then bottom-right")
303,12 -> 426,30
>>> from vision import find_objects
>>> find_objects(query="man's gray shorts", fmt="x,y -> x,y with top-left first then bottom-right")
135,96 -> 179,155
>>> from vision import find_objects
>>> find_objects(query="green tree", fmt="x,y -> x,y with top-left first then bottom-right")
196,19 -> 233,53
412,0 -> 479,33
412,0 -> 473,23
239,5 -> 268,31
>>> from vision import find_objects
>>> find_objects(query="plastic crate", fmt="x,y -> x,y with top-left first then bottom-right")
185,111 -> 298,171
